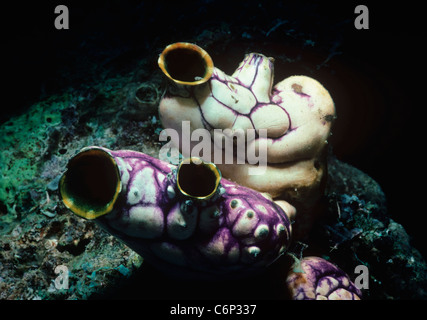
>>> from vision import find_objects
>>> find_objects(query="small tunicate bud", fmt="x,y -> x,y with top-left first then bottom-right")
248,246 -> 261,258
167,185 -> 176,199
254,224 -> 269,239
276,224 -> 286,237
230,199 -> 239,209
180,199 -> 193,214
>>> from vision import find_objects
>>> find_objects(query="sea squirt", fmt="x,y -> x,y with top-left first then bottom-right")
59,146 -> 293,279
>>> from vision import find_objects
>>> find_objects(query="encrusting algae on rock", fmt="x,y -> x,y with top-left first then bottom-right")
0,78 -> 162,299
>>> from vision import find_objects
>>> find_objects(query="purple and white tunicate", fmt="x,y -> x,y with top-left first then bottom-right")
59,146 -> 292,279
158,42 -> 336,240
158,42 -> 336,210
286,256 -> 362,300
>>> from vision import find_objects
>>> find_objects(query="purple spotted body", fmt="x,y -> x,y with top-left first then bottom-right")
94,148 -> 291,279
286,256 -> 362,300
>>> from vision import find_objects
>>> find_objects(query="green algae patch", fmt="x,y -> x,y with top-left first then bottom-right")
0,94 -> 68,211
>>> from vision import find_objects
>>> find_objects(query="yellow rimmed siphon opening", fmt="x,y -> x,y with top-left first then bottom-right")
59,147 -> 122,219
158,42 -> 214,86
177,157 -> 221,200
